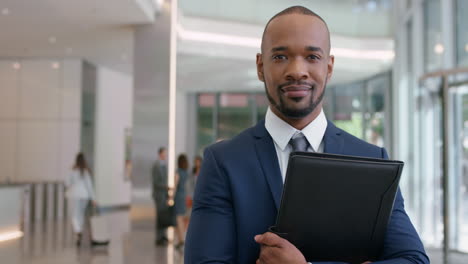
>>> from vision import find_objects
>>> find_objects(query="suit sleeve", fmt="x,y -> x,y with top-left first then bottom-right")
369,148 -> 430,264
185,147 -> 237,264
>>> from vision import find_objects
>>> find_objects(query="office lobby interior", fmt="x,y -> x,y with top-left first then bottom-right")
1,0 -> 468,263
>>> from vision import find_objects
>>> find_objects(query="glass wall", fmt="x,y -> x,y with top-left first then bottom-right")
197,94 -> 216,154
416,76 -> 444,248
456,0 -> 468,66
326,72 -> 391,148
394,0 -> 468,257
424,0 -> 443,72
196,72 -> 392,155
196,93 -> 261,155
218,94 -> 252,140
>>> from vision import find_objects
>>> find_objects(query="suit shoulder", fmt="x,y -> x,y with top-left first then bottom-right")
205,126 -> 256,156
334,126 -> 385,158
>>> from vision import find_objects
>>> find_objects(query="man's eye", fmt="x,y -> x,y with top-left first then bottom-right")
273,55 -> 287,60
307,55 -> 320,60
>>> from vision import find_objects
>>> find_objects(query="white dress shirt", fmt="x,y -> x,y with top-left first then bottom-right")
265,107 -> 328,182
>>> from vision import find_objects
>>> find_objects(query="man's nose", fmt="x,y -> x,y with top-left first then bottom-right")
285,58 -> 309,81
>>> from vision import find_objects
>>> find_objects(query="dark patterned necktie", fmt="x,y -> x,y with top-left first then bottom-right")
289,133 -> 310,152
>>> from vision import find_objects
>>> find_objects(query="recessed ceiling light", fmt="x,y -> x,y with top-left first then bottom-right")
48,37 -> 57,44
155,0 -> 164,6
1,8 -> 10,16
366,1 -> 378,12
12,62 -> 21,70
434,43 -> 444,54
52,62 -> 60,69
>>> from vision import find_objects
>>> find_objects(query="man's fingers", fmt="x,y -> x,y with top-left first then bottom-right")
254,232 -> 284,247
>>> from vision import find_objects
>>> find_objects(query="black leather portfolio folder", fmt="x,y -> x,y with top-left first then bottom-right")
269,152 -> 404,264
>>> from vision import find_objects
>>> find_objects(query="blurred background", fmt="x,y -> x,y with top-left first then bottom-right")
0,0 -> 467,263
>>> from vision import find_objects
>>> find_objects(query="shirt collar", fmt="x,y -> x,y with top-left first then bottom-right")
265,107 -> 327,152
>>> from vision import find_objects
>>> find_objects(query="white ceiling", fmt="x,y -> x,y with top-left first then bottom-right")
176,0 -> 395,91
179,0 -> 393,38
0,0 -> 395,88
176,13 -> 394,90
0,0 -> 157,74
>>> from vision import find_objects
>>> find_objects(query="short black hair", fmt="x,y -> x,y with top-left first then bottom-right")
261,6 -> 330,53
158,147 -> 166,154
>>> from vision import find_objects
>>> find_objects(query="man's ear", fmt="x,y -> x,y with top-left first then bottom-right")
256,53 -> 265,82
326,55 -> 335,82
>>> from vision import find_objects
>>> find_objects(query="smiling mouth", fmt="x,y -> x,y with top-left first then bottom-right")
281,85 -> 312,98
281,85 -> 312,92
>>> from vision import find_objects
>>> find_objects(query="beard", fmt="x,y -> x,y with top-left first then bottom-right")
264,80 -> 326,119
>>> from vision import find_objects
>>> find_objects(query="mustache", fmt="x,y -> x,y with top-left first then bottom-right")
278,81 -> 314,90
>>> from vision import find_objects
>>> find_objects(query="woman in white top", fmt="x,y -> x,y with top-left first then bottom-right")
65,152 -> 96,246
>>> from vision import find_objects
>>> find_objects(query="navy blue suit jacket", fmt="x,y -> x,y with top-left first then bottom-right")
185,120 -> 429,264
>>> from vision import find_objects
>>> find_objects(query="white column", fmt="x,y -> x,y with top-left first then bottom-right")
132,3 -> 172,192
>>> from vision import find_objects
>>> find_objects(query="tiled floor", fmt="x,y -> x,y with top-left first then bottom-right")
0,205 -> 467,264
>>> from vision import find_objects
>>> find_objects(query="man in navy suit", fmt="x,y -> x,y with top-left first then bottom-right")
185,6 -> 429,264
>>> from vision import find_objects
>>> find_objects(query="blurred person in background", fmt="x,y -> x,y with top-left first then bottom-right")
174,154 -> 189,250
186,155 -> 203,213
192,155 -> 203,182
152,147 -> 170,246
65,152 -> 96,247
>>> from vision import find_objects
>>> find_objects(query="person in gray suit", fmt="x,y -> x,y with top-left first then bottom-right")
152,147 -> 170,246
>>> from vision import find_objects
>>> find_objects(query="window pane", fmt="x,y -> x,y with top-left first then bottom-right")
218,94 -> 252,140
456,0 -> 468,66
365,74 -> 389,147
197,94 -> 215,154
424,0 -> 443,72
330,83 -> 365,139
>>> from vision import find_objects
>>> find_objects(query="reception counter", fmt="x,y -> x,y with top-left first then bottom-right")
0,185 -> 25,241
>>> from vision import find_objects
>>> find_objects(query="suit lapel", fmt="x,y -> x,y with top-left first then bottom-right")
323,120 -> 344,154
252,121 -> 283,210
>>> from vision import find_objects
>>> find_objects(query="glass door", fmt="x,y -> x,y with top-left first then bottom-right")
418,69 -> 468,263
417,76 -> 444,248
448,79 -> 468,252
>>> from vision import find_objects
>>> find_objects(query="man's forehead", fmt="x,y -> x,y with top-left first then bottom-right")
262,14 -> 330,52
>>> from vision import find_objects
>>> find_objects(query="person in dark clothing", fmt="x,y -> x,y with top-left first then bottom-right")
174,154 -> 189,249
151,147 -> 170,246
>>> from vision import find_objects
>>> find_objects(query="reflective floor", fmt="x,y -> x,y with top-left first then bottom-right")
0,206 -> 183,264
0,205 -> 467,264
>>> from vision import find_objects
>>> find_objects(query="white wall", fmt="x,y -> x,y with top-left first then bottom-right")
0,59 -> 81,183
94,67 -> 133,207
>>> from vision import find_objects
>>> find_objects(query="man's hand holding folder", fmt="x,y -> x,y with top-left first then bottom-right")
255,232 -> 372,264
255,232 -> 306,264
255,232 -> 373,264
